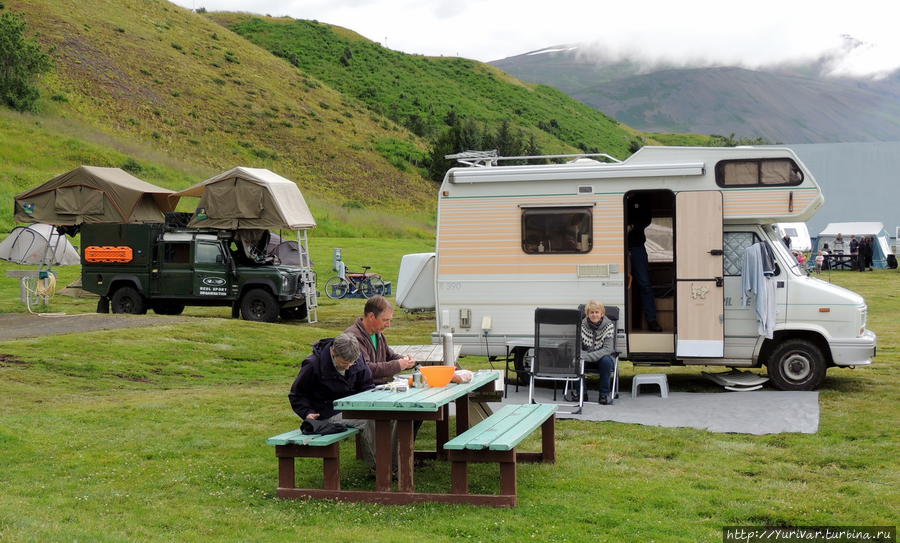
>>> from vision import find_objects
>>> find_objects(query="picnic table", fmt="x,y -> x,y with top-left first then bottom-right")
327,371 -> 499,504
824,253 -> 856,270
391,344 -> 461,366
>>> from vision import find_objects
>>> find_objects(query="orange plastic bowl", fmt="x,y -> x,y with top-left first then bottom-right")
419,365 -> 455,387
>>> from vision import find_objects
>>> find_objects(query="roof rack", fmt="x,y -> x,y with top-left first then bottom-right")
445,150 -> 622,167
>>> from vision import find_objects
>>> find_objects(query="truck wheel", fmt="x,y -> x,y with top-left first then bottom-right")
766,339 -> 826,391
279,305 -> 308,320
240,289 -> 278,322
110,286 -> 147,315
153,301 -> 185,316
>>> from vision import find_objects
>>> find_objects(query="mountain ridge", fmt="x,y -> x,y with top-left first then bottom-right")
492,47 -> 900,143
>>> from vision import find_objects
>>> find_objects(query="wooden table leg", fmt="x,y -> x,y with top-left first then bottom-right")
323,443 -> 341,490
396,419 -> 415,492
436,404 -> 450,460
541,416 -> 556,463
374,419 -> 393,491
451,460 -> 468,494
278,456 -> 295,489
455,395 -> 470,434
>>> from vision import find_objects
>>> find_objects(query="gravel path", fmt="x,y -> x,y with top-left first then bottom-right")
0,312 -> 189,341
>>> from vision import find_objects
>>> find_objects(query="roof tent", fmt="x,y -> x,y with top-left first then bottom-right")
172,167 -> 316,230
14,166 -> 176,225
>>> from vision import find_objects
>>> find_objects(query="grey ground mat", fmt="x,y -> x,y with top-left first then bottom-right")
492,384 -> 819,434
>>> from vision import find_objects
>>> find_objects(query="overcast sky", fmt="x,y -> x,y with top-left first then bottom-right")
171,0 -> 899,78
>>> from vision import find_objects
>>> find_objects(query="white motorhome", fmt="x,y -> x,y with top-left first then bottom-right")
401,146 -> 876,391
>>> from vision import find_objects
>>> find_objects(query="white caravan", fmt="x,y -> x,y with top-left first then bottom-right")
402,146 -> 876,391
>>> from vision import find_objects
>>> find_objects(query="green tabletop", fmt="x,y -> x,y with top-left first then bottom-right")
334,371 -> 498,412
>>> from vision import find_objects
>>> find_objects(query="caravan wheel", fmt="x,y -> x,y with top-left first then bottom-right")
766,339 -> 826,391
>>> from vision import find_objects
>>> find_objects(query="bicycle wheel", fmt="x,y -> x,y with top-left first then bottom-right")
324,276 -> 350,299
363,276 -> 385,296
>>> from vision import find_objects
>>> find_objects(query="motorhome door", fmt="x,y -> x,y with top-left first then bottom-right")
675,191 -> 724,357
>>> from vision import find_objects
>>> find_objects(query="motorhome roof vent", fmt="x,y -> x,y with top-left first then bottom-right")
577,185 -> 593,194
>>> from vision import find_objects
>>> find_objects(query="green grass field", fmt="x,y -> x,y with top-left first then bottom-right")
0,240 -> 897,542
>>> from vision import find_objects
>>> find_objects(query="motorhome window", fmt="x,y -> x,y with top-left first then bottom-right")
722,232 -> 760,275
195,243 -> 223,264
521,207 -> 592,254
163,242 -> 190,264
716,159 -> 803,187
723,232 -> 761,276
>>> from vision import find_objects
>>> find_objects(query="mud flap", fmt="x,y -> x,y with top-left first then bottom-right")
97,296 -> 110,314
231,302 -> 240,319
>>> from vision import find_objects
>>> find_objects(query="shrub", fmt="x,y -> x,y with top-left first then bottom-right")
0,10 -> 53,112
121,158 -> 143,174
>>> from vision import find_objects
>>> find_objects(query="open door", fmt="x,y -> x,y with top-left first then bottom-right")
675,191 -> 724,357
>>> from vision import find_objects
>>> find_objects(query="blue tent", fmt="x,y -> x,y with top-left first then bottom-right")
815,222 -> 894,269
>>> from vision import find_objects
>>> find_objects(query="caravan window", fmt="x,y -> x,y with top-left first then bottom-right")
521,207 -> 592,254
715,159 -> 803,187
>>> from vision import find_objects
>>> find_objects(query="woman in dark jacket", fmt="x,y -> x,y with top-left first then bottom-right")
581,300 -> 616,405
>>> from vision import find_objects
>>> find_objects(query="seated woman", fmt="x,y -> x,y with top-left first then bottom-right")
581,300 -> 616,405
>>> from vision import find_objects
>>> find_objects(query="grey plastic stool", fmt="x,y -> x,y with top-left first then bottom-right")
631,373 -> 669,398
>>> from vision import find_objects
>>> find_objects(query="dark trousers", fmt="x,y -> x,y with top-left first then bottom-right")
630,245 -> 657,322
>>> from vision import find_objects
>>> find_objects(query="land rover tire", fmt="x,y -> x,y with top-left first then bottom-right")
766,339 -> 826,391
240,288 -> 279,322
153,301 -> 185,316
279,304 -> 308,320
110,286 -> 148,315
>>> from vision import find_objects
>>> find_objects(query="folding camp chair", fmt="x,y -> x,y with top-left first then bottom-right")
528,308 -> 585,414
576,304 -> 621,404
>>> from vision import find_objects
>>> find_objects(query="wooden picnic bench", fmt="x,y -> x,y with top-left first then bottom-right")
444,403 -> 557,507
267,428 -> 359,497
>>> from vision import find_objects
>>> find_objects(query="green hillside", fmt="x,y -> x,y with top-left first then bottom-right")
210,14 -> 643,160
1,0 -> 677,238
3,0 -> 437,235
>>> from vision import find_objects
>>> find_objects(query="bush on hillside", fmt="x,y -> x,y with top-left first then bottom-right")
428,118 -> 540,181
0,10 -> 53,112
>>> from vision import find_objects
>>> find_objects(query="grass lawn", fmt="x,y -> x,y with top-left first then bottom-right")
0,240 -> 897,542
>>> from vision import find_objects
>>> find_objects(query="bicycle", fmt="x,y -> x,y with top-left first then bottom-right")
324,265 -> 385,299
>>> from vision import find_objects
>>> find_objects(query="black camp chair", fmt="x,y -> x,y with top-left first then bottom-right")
577,305 -> 621,404
528,308 -> 585,414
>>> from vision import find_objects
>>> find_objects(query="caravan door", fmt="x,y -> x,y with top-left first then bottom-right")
675,191 -> 724,357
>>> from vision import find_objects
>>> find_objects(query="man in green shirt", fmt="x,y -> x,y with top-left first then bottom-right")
344,295 -> 416,385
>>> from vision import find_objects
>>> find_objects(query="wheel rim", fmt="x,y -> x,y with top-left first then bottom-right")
249,298 -> 266,319
781,352 -> 812,381
119,296 -> 134,313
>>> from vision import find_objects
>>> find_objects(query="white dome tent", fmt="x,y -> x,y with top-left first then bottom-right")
0,223 -> 80,266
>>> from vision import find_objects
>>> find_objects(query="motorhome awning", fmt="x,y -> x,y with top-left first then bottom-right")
449,162 -> 705,184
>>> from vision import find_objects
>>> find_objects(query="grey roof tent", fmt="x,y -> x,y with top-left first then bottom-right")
14,166 -> 177,225
171,167 -> 316,230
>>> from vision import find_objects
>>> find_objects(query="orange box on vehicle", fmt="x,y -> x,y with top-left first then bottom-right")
84,246 -> 133,263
